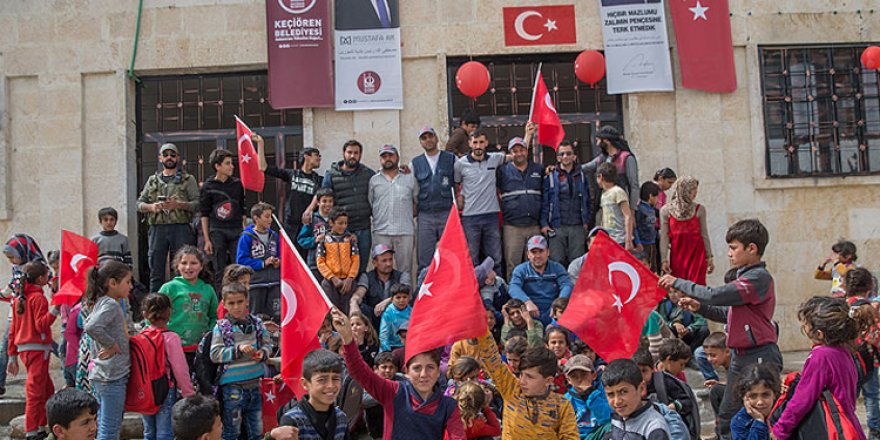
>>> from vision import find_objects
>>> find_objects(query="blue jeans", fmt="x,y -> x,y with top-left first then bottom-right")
92,377 -> 129,440
352,228 -> 371,274
417,210 -> 449,271
221,384 -> 262,440
461,213 -> 503,274
695,346 -> 719,382
143,389 -> 177,440
864,367 -> 880,430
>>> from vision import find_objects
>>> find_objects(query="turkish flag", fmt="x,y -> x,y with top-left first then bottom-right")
235,116 -> 265,192
52,231 -> 99,306
503,5 -> 576,47
279,227 -> 330,398
668,0 -> 737,93
405,205 -> 488,364
557,231 -> 667,362
261,378 -> 296,434
530,71 -> 565,150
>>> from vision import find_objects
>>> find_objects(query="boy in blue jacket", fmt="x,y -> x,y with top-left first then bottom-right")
563,354 -> 611,439
378,283 -> 412,352
236,202 -> 281,322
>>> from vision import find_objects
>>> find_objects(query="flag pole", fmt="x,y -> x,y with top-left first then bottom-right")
273,214 -> 335,309
527,62 -> 543,123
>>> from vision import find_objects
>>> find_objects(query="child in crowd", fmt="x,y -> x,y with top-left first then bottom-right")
500,298 -> 544,346
700,331 -> 731,428
331,309 -> 465,439
140,293 -> 195,440
452,380 -> 501,439
731,363 -> 780,440
657,290 -> 708,355
445,356 -> 481,396
83,261 -> 133,440
270,349 -> 347,440
545,327 -> 572,393
362,351 -> 399,439
8,262 -> 57,440
297,187 -> 334,281
659,219 -> 782,439
815,239 -> 858,297
633,347 -> 698,439
634,181 -> 661,273
199,148 -> 247,288
209,283 -> 272,440
548,297 -> 568,328
640,309 -> 667,361
656,338 -> 691,383
844,267 -> 880,439
47,251 -> 60,293
472,330 -> 578,439
503,336 -> 528,376
350,311 -> 380,367
563,354 -> 612,440
602,359 -> 670,440
317,208 -> 360,314
160,245 -> 218,361
171,395 -> 223,440
378,283 -> 412,352
653,168 -> 677,212
90,207 -> 133,267
596,163 -> 634,251
46,388 -> 98,440
772,296 -> 864,440
236,202 -> 281,322
216,264 -> 254,320
63,296 -> 84,389
448,339 -> 480,379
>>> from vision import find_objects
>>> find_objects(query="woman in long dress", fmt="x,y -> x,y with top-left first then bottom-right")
660,176 -> 714,284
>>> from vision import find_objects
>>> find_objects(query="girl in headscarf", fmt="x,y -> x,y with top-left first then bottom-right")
659,177 -> 714,284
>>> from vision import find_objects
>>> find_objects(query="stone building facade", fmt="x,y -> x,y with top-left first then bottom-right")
1,0 -> 879,350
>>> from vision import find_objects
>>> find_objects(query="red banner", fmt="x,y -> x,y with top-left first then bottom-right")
266,0 -> 334,108
668,0 -> 737,93
503,5 -> 576,47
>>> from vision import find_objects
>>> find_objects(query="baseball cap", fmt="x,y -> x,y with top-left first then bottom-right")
418,127 -> 436,138
371,244 -> 395,259
378,144 -> 398,156
564,355 -> 595,374
159,143 -> 178,155
527,235 -> 548,251
507,137 -> 526,150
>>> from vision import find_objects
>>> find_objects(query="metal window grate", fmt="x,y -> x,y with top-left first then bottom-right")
760,44 -> 880,178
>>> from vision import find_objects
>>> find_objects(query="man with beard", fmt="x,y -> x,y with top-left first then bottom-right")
305,140 -> 375,273
411,127 -> 456,272
497,124 -> 544,278
350,244 -> 412,328
582,125 -> 640,215
137,143 -> 200,291
368,144 -> 417,277
199,148 -> 246,287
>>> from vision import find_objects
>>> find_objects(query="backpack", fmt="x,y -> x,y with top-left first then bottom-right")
652,371 -> 700,440
768,371 -> 861,440
652,401 -> 691,440
191,316 -> 265,396
125,327 -> 170,415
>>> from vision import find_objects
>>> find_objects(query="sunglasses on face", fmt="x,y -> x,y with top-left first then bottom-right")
558,151 -> 574,157
162,151 -> 177,158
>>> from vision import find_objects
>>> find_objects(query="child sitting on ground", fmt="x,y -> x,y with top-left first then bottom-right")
500,298 -> 544,346
656,338 -> 691,384
503,336 -> 528,376
452,380 -> 501,439
603,359 -> 669,440
634,346 -> 699,439
270,349 -> 348,440
815,239 -> 858,297
378,283 -> 412,352
731,363 -> 780,440
445,356 -> 482,396
700,331 -> 731,432
46,388 -> 98,440
545,327 -> 573,394
563,354 -> 611,439
171,395 -> 223,440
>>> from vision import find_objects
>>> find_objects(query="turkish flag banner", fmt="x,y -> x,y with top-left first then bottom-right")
503,5 -> 577,46
235,116 -> 265,192
279,227 -> 331,398
261,378 -> 296,434
530,71 -> 565,150
52,230 -> 99,306
668,0 -> 737,93
557,231 -> 667,362
405,205 -> 488,364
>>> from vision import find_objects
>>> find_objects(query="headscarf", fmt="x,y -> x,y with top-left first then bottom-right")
4,234 -> 45,304
667,176 -> 699,220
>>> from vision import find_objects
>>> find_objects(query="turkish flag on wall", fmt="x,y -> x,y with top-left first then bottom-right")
235,116 -> 265,192
530,71 -> 565,150
52,231 -> 99,306
261,378 -> 296,434
557,231 -> 667,362
279,228 -> 330,398
668,0 -> 737,93
503,5 -> 577,46
405,205 -> 488,364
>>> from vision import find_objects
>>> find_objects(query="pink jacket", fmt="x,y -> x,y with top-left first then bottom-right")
151,326 -> 194,397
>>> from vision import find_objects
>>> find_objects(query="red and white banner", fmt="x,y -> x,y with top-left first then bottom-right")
53,231 -> 99,306
265,0 -> 334,108
530,71 -> 565,150
599,0 -> 674,94
503,5 -> 577,47
668,0 -> 737,93
235,117 -> 265,193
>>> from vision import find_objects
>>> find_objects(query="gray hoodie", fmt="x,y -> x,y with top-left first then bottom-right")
84,296 -> 131,382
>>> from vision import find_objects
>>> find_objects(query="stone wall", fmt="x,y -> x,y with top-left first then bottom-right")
2,0 -> 880,350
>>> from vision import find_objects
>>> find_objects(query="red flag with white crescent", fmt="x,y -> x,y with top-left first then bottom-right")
530,71 -> 565,150
405,204 -> 487,364
279,224 -> 330,398
53,230 -> 99,306
558,231 -> 667,361
235,116 -> 265,192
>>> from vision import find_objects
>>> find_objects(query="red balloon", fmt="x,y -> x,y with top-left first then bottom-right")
862,46 -> 880,70
574,50 -> 606,86
456,61 -> 491,99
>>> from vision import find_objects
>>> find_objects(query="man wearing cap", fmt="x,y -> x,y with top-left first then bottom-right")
542,140 -> 593,268
305,140 -> 375,273
582,125 -> 640,214
497,123 -> 544,278
508,235 -> 573,326
454,130 -> 505,274
411,127 -> 457,271
350,244 -> 412,328
137,143 -> 200,291
368,144 -> 418,277
446,108 -> 481,157
256,136 -> 323,240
